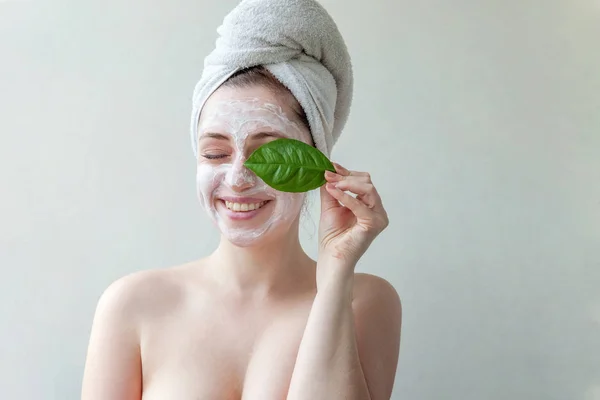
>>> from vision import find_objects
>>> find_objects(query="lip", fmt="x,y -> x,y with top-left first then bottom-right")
217,199 -> 272,221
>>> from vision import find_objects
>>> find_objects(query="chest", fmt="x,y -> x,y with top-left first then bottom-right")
140,298 -> 311,400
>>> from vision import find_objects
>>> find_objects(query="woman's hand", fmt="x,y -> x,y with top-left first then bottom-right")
317,162 -> 389,278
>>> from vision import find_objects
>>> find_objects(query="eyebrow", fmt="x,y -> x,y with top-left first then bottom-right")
249,132 -> 285,140
199,132 -> 229,141
198,132 -> 284,141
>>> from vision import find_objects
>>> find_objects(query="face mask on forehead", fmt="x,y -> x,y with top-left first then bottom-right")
195,98 -> 310,247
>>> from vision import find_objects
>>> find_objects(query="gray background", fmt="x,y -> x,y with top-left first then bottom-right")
1,0 -> 599,399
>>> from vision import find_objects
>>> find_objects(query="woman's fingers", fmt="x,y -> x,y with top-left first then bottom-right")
323,165 -> 389,231
320,184 -> 340,212
333,162 -> 370,178
333,180 -> 379,209
325,170 -> 370,184
333,162 -> 351,176
325,183 -> 371,219
324,170 -> 382,210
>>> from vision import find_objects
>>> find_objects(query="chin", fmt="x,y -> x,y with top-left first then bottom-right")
221,225 -> 280,248
218,216 -> 298,248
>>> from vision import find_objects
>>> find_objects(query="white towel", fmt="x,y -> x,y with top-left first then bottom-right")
190,0 -> 353,157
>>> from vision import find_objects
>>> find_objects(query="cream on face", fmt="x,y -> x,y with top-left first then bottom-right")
196,97 -> 311,247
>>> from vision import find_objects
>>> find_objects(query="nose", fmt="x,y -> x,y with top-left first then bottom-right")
225,157 -> 257,192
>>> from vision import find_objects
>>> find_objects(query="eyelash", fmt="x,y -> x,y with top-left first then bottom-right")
202,154 -> 229,160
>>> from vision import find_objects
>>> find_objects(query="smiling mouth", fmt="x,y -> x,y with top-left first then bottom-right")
223,200 -> 271,212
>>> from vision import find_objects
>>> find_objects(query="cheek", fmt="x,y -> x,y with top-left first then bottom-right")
196,164 -> 226,207
273,192 -> 305,217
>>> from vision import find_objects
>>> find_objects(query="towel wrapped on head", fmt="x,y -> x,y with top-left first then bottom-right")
190,0 -> 353,158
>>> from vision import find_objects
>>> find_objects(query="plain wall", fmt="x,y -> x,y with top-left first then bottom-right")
1,0 -> 598,399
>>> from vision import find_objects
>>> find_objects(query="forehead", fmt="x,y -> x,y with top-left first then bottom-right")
198,86 -> 303,132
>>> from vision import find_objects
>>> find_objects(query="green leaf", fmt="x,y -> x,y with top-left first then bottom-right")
244,138 -> 335,193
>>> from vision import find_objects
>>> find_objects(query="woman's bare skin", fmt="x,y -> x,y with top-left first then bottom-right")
83,258 -> 399,400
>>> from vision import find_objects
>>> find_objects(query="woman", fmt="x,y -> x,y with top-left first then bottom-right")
82,1 -> 401,399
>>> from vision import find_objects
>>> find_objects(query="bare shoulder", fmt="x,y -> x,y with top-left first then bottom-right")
353,272 -> 402,311
351,273 -> 402,345
351,273 -> 402,400
83,263 -> 201,399
94,260 -> 201,323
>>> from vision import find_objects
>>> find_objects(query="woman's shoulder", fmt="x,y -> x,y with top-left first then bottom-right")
95,259 -> 206,320
351,272 -> 402,349
353,272 -> 401,310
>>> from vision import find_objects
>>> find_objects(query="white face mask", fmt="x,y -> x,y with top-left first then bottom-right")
196,97 -> 311,247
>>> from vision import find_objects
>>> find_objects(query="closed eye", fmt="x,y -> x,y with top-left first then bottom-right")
202,154 -> 229,160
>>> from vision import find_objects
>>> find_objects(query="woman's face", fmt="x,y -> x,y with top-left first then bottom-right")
196,85 -> 312,247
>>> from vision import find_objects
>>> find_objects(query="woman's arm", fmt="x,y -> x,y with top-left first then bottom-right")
287,163 -> 401,400
81,278 -> 142,400
286,268 -> 401,400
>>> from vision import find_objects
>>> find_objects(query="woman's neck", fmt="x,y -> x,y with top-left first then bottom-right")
206,226 -> 316,299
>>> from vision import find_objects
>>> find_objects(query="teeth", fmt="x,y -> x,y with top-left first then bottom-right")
224,201 -> 267,212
